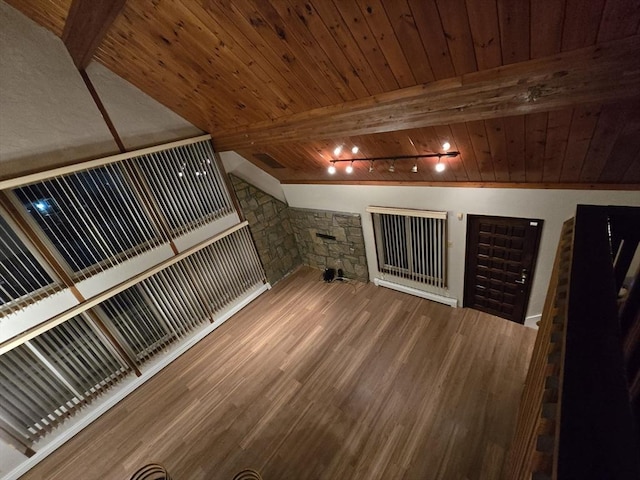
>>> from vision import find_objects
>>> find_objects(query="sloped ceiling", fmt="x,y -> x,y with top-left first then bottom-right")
7,0 -> 640,187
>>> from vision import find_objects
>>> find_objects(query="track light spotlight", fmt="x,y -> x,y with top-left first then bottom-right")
435,161 -> 445,173
369,161 -> 374,173
346,161 -> 354,174
328,164 -> 336,174
333,145 -> 342,156
389,161 -> 395,173
411,163 -> 418,173
442,141 -> 451,151
352,146 -> 359,154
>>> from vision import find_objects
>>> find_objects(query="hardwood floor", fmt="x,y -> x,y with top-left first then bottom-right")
20,267 -> 536,480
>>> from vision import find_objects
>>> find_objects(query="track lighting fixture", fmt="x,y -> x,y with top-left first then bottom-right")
333,145 -> 342,156
346,161 -> 354,174
352,146 -> 359,154
326,152 -> 459,174
442,141 -> 451,151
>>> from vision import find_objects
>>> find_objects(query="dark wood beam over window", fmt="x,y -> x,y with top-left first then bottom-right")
62,0 -> 126,69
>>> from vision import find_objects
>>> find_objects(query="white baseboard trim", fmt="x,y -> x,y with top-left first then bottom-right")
524,314 -> 542,329
373,278 -> 458,307
3,283 -> 270,480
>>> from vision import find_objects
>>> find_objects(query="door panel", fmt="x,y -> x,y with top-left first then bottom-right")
464,215 -> 543,324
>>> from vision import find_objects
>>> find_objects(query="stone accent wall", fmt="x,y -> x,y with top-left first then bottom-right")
230,175 -> 301,285
289,208 -> 368,283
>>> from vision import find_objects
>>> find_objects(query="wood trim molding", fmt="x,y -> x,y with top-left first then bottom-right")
213,36 -> 640,151
279,180 -> 640,190
366,206 -> 447,219
62,0 -> 127,69
214,151 -> 245,222
79,69 -> 126,152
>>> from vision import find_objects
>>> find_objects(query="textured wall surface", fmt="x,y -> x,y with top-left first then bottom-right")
86,62 -> 203,150
230,175 -> 301,285
289,207 -> 368,283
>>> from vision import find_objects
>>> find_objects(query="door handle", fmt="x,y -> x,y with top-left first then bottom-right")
515,270 -> 528,285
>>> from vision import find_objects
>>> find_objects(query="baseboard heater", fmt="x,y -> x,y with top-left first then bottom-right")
373,278 -> 458,308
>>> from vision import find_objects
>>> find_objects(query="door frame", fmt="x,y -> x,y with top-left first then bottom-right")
463,214 -> 544,324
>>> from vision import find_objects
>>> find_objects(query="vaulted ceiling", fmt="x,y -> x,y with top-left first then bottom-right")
7,0 -> 640,187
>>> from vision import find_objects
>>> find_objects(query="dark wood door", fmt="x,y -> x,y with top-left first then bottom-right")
464,215 -> 543,324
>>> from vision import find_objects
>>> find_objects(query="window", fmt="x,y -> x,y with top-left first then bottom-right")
131,140 -> 234,233
98,287 -> 177,364
14,163 -> 160,274
369,207 -> 447,288
0,216 -> 55,310
0,315 -> 129,441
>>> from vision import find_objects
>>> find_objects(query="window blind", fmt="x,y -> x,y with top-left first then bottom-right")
0,216 -> 57,314
369,208 -> 447,288
0,315 -> 130,442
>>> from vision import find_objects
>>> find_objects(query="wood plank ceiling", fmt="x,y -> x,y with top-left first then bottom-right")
7,0 -> 640,187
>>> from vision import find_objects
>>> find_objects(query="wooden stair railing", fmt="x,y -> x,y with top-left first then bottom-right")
558,206 -> 640,479
505,205 -> 640,480
503,218 -> 574,479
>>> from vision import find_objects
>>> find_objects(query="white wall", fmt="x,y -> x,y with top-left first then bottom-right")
85,63 -> 203,150
283,184 -> 640,324
220,151 -> 286,202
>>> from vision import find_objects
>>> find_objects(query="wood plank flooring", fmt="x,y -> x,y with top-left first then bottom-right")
20,267 -> 536,480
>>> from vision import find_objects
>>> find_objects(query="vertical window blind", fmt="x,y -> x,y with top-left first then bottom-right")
95,226 -> 265,367
0,216 -> 57,314
0,315 -> 129,442
131,140 -> 234,234
14,163 -> 160,276
180,227 -> 265,315
97,287 -> 177,365
368,207 -> 448,288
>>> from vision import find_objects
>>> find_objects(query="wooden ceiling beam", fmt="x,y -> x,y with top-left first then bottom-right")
62,0 -> 126,69
213,36 -> 640,151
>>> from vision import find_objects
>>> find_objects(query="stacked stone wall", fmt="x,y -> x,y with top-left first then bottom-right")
230,175 -> 301,285
289,208 -> 368,283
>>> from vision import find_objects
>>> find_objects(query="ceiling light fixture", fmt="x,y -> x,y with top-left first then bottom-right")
442,141 -> 451,151
326,152 -> 459,174
352,146 -> 359,154
346,161 -> 354,174
333,145 -> 343,156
